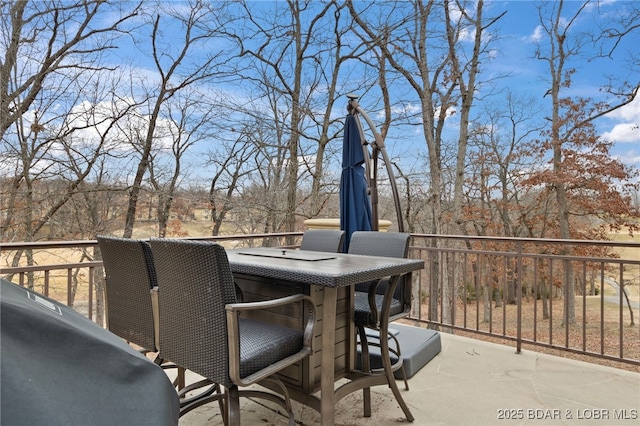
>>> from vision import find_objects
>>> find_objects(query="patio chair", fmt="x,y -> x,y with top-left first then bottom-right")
149,238 -> 316,426
97,235 -> 190,391
347,231 -> 414,422
97,235 -> 160,354
300,229 -> 345,252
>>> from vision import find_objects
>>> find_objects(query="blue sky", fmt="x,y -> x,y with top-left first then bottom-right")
322,0 -> 639,181
330,1 -> 636,198
481,0 -> 639,166
20,0 -> 635,185
122,1 -> 638,165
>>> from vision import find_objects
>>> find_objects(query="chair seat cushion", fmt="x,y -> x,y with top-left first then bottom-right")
356,324 -> 442,379
238,318 -> 303,379
353,291 -> 403,327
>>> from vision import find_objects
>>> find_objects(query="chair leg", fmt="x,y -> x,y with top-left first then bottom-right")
357,326 -> 372,417
176,366 -> 186,390
262,377 -> 296,426
227,385 -> 240,426
389,332 -> 409,391
218,392 -> 227,426
178,380 -> 220,404
153,355 -> 187,391
379,323 -> 414,422
400,364 -> 409,391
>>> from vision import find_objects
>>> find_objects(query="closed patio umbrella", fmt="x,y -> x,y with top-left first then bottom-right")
340,113 -> 373,252
342,95 -> 406,236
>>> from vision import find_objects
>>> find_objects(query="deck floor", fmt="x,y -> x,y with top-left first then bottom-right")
176,328 -> 640,426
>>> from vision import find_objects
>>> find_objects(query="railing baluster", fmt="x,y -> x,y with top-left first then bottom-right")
88,266 -> 94,321
549,259 -> 553,347
581,262 -> 587,353
476,253 -> 481,332
67,269 -> 72,307
619,264 -> 624,360
44,270 -> 50,297
533,258 -> 538,343
502,255 -> 507,337
600,263 -> 605,356
516,241 -> 523,354
463,251 -> 468,329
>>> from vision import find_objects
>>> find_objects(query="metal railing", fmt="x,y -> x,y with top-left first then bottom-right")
2,232 -> 638,368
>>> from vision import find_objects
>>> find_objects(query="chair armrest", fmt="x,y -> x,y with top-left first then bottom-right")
227,293 -> 310,312
365,274 -> 404,328
150,286 -> 160,351
365,279 -> 384,326
226,294 -> 316,348
225,294 -> 316,386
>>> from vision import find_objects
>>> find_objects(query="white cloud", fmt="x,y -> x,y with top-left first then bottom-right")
602,123 -> 639,143
602,95 -> 640,144
526,16 -> 570,43
56,98 -> 178,154
459,27 -> 476,43
528,25 -> 544,42
606,94 -> 640,122
392,103 -> 420,117
625,152 -> 640,164
584,0 -> 617,12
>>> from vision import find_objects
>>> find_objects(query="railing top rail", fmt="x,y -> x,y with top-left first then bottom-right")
0,232 -> 303,251
1,261 -> 103,274
410,244 -> 640,265
2,232 -> 639,249
409,233 -> 640,248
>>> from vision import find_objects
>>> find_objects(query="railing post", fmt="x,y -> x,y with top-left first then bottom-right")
67,268 -> 73,307
88,266 -> 94,321
516,241 -> 523,354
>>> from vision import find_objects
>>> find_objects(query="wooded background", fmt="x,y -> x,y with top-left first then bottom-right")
2,0 -> 638,243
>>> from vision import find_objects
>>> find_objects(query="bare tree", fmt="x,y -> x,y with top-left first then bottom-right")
146,88 -> 225,238
225,1 -> 336,240
347,0 -> 504,324
247,88 -> 295,238
466,91 -> 544,239
529,0 -> 639,325
0,0 -> 141,299
121,0 -> 239,238
0,0 -> 141,138
206,123 -> 260,237
300,2 -> 380,220
463,92 -> 544,314
1,72 -> 137,292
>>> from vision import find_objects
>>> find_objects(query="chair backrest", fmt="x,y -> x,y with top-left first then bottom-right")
300,229 -> 345,253
149,238 -> 236,388
348,231 -> 411,301
96,235 -> 157,352
347,231 -> 410,259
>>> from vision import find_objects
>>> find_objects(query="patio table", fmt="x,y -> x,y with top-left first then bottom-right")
226,247 -> 424,426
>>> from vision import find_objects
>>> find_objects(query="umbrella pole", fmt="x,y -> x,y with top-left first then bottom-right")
347,95 -> 404,232
348,100 -> 378,231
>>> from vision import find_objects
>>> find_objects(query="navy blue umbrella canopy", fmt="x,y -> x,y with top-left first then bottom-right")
340,113 -> 372,252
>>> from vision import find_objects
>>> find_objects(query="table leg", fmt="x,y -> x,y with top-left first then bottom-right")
320,286 -> 338,426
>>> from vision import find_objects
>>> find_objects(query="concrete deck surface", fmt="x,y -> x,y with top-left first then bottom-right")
177,328 -> 640,426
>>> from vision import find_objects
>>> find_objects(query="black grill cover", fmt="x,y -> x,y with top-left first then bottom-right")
1,279 -> 179,426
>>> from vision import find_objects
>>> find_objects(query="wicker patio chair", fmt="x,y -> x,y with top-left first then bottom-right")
347,231 -> 413,422
97,235 -> 160,353
97,235 -> 193,391
299,229 -> 345,253
149,238 -> 316,426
